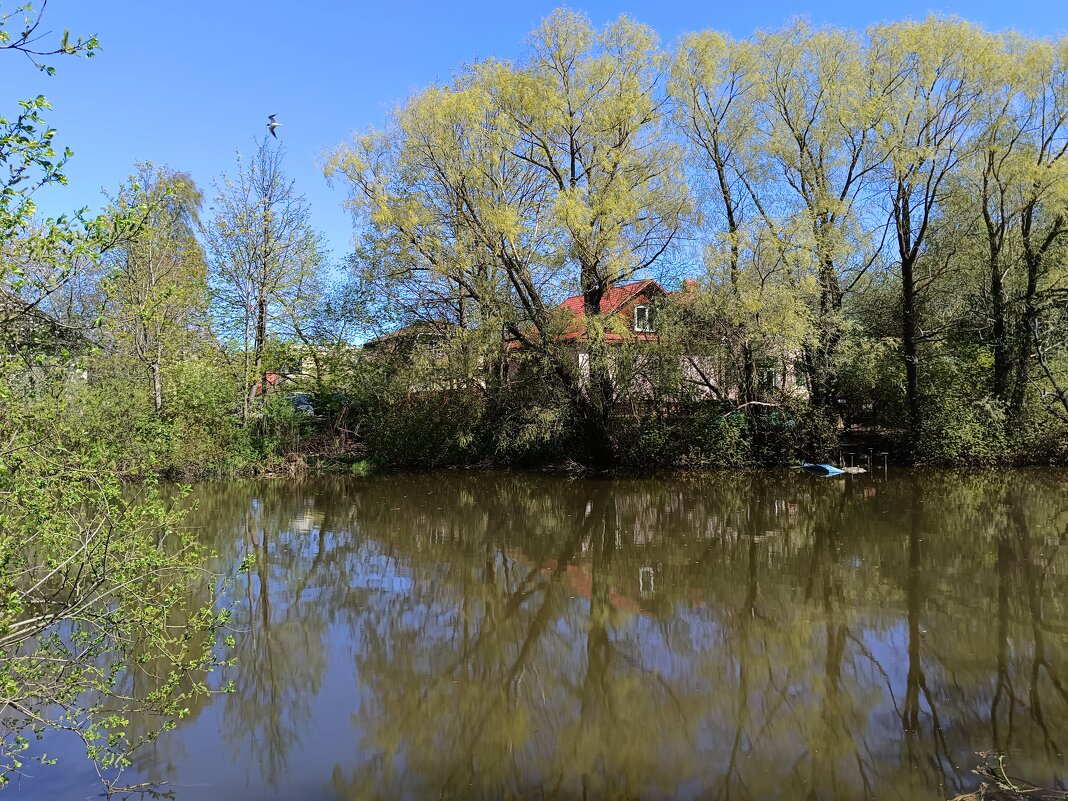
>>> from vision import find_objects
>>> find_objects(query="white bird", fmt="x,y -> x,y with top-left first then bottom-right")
267,114 -> 282,138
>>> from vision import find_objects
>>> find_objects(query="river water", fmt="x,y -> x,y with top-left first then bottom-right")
17,470 -> 1068,800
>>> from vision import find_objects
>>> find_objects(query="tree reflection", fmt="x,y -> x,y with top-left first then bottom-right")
103,469 -> 1068,801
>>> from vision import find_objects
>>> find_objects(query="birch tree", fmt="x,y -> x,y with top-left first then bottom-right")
103,163 -> 207,414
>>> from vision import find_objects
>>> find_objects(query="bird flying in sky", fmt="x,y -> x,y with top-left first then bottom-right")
267,114 -> 282,138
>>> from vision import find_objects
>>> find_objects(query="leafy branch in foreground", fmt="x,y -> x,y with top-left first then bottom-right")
0,4 -> 230,789
0,393 -> 232,787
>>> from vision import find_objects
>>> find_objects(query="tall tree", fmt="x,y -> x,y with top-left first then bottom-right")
947,33 -> 1068,419
1008,37 -> 1068,420
207,139 -> 322,422
670,30 -> 763,406
749,21 -> 893,411
102,163 -> 207,414
869,17 -> 989,447
327,11 -> 690,464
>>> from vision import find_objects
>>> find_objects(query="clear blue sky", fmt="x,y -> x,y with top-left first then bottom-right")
4,0 -> 1067,264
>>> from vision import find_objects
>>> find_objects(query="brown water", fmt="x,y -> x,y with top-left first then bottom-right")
17,470 -> 1068,800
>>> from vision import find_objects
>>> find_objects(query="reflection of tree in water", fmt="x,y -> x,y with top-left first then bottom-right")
847,473 -> 1068,799
223,492 -> 328,784
1002,488 -> 1068,761
117,470 -> 1068,800
152,480 -> 375,785
330,482 -> 712,800
322,472 -> 1068,801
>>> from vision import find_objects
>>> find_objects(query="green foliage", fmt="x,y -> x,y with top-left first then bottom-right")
612,402 -> 751,470
364,389 -> 487,469
0,373 -> 230,787
6,9 -> 1068,785
163,357 -> 253,475
485,362 -> 583,466
833,334 -> 906,431
907,347 -> 1011,464
919,395 -> 1010,465
101,162 -> 209,416
253,392 -> 316,462
349,458 -> 373,477
0,4 -> 232,790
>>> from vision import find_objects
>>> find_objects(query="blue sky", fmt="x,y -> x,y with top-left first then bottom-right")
4,0 -> 1067,264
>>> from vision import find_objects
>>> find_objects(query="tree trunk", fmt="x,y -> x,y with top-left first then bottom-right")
150,359 -> 163,415
242,308 -> 252,424
539,338 -> 615,468
741,341 -> 757,408
1007,256 -> 1038,421
990,255 -> 1010,403
982,152 -> 1011,405
902,255 -> 922,450
249,293 -> 269,414
803,257 -> 843,414
582,279 -> 615,468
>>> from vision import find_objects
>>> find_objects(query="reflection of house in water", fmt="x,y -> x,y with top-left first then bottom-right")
513,489 -> 833,616
499,547 -> 650,615
288,507 -> 324,535
360,479 -> 854,622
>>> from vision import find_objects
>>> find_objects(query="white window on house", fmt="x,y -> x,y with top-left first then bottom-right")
634,304 -> 653,333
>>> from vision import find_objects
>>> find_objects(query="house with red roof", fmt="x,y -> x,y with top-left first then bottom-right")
363,278 -> 806,402
502,278 -> 676,392
510,277 -> 806,401
553,278 -> 668,346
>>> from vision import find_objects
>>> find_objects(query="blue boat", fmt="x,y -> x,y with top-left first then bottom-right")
801,463 -> 846,477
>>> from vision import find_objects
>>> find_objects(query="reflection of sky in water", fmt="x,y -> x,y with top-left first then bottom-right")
350,553 -> 415,593
16,470 -> 1068,800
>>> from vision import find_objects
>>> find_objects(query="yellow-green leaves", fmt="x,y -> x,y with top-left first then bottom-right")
327,10 -> 688,339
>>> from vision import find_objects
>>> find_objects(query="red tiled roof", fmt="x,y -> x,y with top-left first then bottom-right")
555,279 -> 665,344
505,279 -> 673,350
557,279 -> 663,319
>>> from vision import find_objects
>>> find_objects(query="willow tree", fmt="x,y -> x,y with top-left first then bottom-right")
1008,37 -> 1068,420
869,17 -> 990,445
670,31 -> 763,405
747,22 -> 895,411
933,33 -> 1068,422
672,22 -> 897,417
327,10 -> 689,465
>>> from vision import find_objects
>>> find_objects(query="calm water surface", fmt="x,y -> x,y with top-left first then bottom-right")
18,470 -> 1068,800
